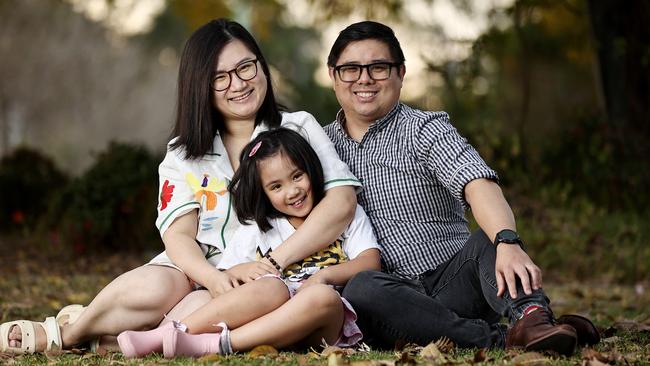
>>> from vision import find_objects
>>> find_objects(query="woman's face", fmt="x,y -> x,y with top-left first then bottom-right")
212,40 -> 268,125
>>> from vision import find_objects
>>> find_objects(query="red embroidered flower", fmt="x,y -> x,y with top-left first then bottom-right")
160,180 -> 175,211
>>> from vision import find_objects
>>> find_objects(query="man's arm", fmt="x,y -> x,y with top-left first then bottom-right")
464,178 -> 542,298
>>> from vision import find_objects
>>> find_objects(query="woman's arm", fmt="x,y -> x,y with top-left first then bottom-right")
300,248 -> 381,288
163,210 -> 239,296
264,185 -> 357,269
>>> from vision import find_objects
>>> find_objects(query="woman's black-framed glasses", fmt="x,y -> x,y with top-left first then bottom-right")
211,59 -> 259,91
334,62 -> 402,82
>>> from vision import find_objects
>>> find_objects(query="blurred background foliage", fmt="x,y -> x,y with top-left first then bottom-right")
0,0 -> 648,283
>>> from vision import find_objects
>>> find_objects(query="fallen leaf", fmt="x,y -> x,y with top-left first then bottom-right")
197,353 -> 222,362
581,348 -> 607,362
322,345 -> 356,356
328,352 -> 347,366
297,354 -> 320,366
397,350 -> 417,364
511,351 -> 550,366
419,342 -> 443,361
474,348 -> 487,362
602,336 -> 619,344
612,320 -> 650,332
433,336 -> 455,353
356,342 -> 371,353
583,358 -> 608,366
248,344 -> 279,357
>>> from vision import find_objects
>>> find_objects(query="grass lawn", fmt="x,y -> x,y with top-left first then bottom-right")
1,242 -> 648,365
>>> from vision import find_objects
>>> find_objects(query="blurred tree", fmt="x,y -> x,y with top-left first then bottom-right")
0,0 -> 176,173
587,0 -> 650,201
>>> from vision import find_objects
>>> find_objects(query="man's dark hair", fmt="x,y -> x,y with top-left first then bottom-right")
327,21 -> 405,67
228,127 -> 325,232
171,18 -> 282,159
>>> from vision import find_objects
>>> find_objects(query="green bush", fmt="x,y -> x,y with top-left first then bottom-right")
0,147 -> 68,232
45,142 -> 161,254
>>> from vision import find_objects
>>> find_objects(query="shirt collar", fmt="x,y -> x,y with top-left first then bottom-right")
334,102 -> 402,138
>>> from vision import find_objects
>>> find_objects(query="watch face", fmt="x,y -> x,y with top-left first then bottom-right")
499,230 -> 519,242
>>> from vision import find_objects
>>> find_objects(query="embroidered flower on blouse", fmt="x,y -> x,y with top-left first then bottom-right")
186,173 -> 228,211
160,180 -> 175,211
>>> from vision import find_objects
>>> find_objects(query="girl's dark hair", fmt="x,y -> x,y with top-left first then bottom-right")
171,18 -> 282,159
229,127 -> 325,232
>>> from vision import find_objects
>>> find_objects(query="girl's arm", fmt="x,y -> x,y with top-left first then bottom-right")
263,185 -> 357,269
163,210 -> 239,296
300,248 -> 381,289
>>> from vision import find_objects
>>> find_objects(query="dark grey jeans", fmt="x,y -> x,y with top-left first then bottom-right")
342,230 -> 549,349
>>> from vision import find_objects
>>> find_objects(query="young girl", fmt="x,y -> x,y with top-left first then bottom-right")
117,128 -> 380,357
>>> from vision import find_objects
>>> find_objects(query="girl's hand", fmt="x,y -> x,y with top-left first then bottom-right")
226,261 -> 279,283
205,271 -> 240,297
296,271 -> 329,293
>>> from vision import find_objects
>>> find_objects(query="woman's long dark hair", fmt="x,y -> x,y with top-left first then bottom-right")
171,19 -> 282,159
228,128 -> 325,232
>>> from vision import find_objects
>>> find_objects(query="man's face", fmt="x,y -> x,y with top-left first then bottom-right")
330,39 -> 404,126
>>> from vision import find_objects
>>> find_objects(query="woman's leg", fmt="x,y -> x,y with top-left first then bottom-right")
229,284 -> 345,351
7,265 -> 192,351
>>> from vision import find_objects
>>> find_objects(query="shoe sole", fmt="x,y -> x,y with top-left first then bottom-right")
162,329 -> 178,358
526,331 -> 577,356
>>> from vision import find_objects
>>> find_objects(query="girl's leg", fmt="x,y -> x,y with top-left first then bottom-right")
7,265 -> 191,351
183,278 -> 290,334
161,290 -> 212,327
230,284 -> 345,351
118,277 -> 289,357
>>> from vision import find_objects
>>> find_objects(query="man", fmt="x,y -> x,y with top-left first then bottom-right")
324,21 -> 598,354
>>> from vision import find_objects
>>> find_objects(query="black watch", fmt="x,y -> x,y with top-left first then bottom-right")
494,229 -> 525,250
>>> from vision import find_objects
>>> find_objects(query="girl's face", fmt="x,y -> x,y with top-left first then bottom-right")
258,152 -> 313,228
212,40 -> 268,125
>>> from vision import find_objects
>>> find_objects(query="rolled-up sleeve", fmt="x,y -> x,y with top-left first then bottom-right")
417,113 -> 498,209
155,144 -> 200,237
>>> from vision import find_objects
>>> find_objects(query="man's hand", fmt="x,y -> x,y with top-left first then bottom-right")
226,261 -> 279,283
495,244 -> 542,298
204,271 -> 240,297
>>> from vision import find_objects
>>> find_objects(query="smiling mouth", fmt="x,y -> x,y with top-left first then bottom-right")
229,89 -> 253,101
354,91 -> 377,98
289,197 -> 305,208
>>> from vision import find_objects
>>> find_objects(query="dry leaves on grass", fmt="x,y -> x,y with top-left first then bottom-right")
247,344 -> 279,357
510,351 -> 550,366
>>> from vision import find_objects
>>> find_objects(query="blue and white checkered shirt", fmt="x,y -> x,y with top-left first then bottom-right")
325,103 -> 499,278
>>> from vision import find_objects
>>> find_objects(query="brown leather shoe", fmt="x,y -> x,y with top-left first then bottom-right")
557,314 -> 600,346
506,308 -> 577,356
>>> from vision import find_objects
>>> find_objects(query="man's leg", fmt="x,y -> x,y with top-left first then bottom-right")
423,230 -> 576,355
342,270 -> 505,349
423,230 -> 547,321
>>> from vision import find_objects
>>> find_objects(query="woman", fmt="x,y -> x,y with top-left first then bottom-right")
1,18 -> 359,354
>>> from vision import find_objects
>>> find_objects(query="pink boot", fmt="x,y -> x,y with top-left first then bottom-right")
162,322 -> 229,358
117,320 -> 186,358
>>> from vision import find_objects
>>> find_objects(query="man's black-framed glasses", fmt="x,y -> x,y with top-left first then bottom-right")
211,59 -> 259,91
334,62 -> 402,82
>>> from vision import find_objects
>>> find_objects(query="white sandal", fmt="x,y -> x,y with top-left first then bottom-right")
0,316 -> 62,354
55,304 -> 86,326
54,304 -> 103,353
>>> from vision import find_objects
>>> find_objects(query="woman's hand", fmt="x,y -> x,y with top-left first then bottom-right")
226,261 -> 279,283
204,270 -> 240,297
